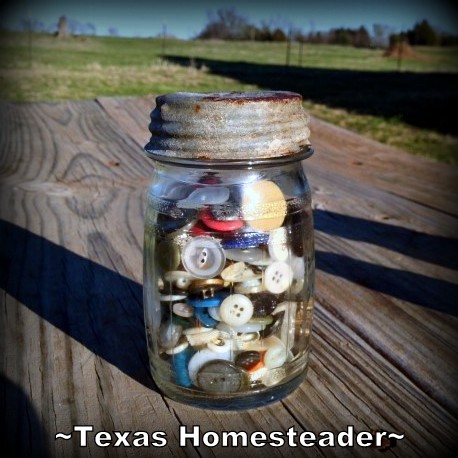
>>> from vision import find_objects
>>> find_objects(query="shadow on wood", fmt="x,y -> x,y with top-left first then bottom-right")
0,373 -> 49,458
0,219 -> 156,392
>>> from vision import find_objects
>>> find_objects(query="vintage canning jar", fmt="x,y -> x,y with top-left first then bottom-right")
143,91 -> 314,409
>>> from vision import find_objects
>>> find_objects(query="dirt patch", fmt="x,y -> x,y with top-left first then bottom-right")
383,42 -> 423,60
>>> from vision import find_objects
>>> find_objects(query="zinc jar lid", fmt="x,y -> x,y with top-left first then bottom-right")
144,91 -> 311,163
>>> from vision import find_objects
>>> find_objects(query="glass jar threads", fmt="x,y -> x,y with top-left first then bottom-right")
143,91 -> 315,409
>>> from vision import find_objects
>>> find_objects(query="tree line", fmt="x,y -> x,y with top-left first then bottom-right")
196,8 -> 458,48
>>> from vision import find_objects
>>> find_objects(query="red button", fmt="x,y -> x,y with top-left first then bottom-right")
200,209 -> 244,232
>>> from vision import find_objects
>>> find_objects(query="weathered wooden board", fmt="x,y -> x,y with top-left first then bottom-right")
1,98 -> 457,458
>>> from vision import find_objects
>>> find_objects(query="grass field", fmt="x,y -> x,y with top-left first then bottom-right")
1,31 -> 457,164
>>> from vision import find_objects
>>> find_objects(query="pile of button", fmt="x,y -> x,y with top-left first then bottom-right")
149,175 -> 309,395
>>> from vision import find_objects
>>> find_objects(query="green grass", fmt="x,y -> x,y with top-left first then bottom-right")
1,31 -> 457,164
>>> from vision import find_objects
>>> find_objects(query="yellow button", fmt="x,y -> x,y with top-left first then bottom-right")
241,180 -> 287,231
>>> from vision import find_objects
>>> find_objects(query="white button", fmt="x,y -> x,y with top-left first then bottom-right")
221,262 -> 246,282
221,262 -> 261,283
225,248 -> 265,263
208,337 -> 232,353
208,306 -> 222,321
184,328 -> 220,346
263,340 -> 287,369
159,321 -> 182,349
165,339 -> 189,355
264,261 -> 293,294
268,227 -> 290,262
177,186 -> 230,209
290,255 -> 305,279
181,236 -> 226,279
172,302 -> 194,318
272,301 -> 298,350
234,278 -> 265,294
159,293 -> 187,302
188,348 -> 231,383
164,270 -> 195,290
219,294 -> 254,327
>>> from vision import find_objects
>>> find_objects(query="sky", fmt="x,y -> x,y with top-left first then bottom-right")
1,0 -> 458,39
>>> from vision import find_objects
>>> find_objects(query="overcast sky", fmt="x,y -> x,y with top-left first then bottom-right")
1,0 -> 457,39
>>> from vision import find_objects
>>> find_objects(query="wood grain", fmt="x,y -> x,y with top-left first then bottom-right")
1,98 -> 457,458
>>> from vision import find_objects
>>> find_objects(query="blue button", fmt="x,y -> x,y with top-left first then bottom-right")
187,291 -> 228,308
194,308 -> 218,327
222,231 -> 269,249
172,348 -> 193,387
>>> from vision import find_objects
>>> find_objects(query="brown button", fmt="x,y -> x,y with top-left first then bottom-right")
188,278 -> 225,298
235,351 -> 261,371
250,292 -> 278,317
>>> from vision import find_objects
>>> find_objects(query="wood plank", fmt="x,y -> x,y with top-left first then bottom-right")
1,98 -> 457,457
309,117 -> 458,216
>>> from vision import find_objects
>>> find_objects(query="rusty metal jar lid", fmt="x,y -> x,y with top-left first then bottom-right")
144,91 -> 311,163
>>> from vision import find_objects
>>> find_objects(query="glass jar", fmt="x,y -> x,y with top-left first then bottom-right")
143,91 -> 315,409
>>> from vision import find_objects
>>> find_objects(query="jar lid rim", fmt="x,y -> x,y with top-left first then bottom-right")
144,145 -> 313,168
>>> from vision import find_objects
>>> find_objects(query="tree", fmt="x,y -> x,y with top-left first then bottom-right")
197,8 -> 251,40
372,23 -> 390,48
407,19 -> 439,45
354,26 -> 370,47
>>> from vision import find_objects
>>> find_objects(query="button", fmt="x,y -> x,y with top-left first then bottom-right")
156,181 -> 193,200
268,227 -> 290,262
184,328 -> 220,347
221,262 -> 245,282
187,291 -> 227,308
264,261 -> 293,294
188,278 -> 225,298
250,292 -> 278,317
171,347 -> 193,387
234,279 -> 265,295
159,320 -> 182,350
235,351 -> 261,371
177,186 -> 230,209
157,214 -> 196,234
221,262 -> 259,283
159,293 -> 187,302
194,307 -> 218,327
163,271 -> 195,290
272,301 -> 297,350
262,336 -> 287,369
208,305 -> 222,322
207,337 -> 232,353
196,360 -> 248,393
248,315 -> 273,326
231,322 -> 265,333
225,248 -> 265,263
165,338 -> 189,355
181,236 -> 226,279
219,294 -> 254,327
241,180 -> 287,231
259,312 -> 283,339
221,231 -> 269,250
156,239 -> 180,272
209,204 -> 240,221
291,255 -> 305,279
188,348 -> 231,383
190,221 -> 212,237
200,208 -> 244,232
172,302 -> 194,318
